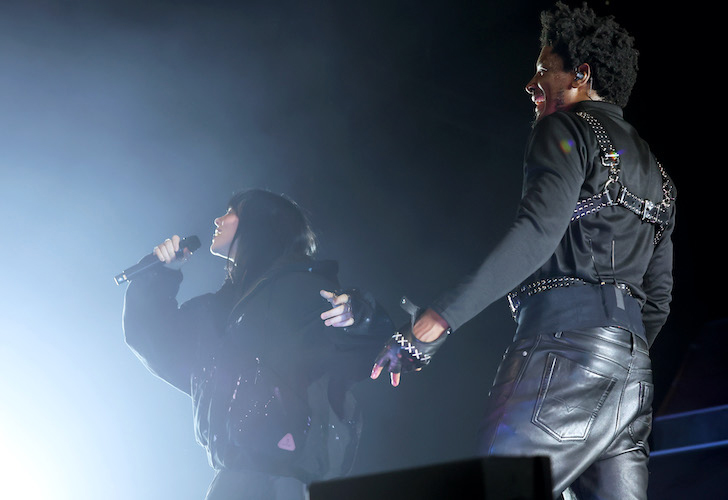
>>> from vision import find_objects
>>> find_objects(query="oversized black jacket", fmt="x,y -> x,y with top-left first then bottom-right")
432,101 -> 675,346
123,256 -> 392,482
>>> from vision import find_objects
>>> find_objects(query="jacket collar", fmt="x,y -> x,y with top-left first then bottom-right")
573,100 -> 623,119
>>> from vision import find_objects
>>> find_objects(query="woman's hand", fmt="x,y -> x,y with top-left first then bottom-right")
153,235 -> 190,270
319,289 -> 355,327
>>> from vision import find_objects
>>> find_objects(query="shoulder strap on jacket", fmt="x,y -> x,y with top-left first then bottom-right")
571,111 -> 675,245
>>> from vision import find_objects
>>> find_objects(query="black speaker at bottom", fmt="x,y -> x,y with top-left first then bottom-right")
307,456 -> 552,500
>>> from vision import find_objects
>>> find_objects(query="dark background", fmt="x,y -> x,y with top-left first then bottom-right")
0,1 -> 717,498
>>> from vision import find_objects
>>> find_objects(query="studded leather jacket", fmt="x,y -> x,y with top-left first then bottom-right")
432,101 -> 675,346
123,256 -> 391,482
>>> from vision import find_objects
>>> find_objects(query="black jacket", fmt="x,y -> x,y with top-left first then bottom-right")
123,256 -> 391,482
432,101 -> 675,345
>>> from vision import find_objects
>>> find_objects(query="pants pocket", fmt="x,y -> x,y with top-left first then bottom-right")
533,352 -> 617,441
629,381 -> 653,448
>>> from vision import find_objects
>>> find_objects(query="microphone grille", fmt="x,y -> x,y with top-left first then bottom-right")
181,235 -> 201,253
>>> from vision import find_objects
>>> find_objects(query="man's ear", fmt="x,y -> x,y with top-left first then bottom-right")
572,62 -> 591,87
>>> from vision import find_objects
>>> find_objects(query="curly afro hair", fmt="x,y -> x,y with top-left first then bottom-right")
539,2 -> 639,107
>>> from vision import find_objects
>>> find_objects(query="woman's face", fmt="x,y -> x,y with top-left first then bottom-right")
210,207 -> 239,260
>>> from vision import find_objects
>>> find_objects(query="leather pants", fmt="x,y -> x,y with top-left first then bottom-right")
477,326 -> 652,500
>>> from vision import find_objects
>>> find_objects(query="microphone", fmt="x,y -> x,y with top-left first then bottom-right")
114,235 -> 201,285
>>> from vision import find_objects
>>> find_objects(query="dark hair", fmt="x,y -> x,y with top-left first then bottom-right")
224,189 -> 317,289
539,2 -> 638,107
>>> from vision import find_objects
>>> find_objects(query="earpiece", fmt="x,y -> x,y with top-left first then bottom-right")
575,71 -> 585,81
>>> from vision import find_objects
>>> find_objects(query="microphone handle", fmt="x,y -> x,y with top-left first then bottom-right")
114,235 -> 201,285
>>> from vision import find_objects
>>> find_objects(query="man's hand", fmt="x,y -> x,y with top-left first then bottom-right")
320,290 -> 355,327
370,339 -> 408,387
371,304 -> 450,387
411,308 -> 450,342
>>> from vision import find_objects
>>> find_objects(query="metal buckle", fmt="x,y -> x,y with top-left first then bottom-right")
601,151 -> 620,168
617,186 -> 629,204
507,294 -> 520,319
641,199 -> 657,222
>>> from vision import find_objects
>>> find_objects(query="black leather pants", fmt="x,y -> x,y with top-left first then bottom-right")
477,326 -> 652,500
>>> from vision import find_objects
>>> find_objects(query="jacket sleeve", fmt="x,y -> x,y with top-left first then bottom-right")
263,272 -> 392,384
339,288 -> 394,339
122,266 -> 217,395
431,113 -> 589,331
